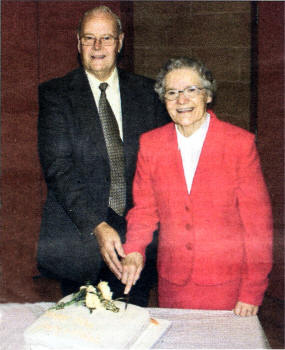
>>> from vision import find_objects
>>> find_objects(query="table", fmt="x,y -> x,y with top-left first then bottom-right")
0,302 -> 270,349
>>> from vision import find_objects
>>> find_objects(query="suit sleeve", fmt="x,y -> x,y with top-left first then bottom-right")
38,83 -> 104,237
124,135 -> 160,258
236,135 -> 273,305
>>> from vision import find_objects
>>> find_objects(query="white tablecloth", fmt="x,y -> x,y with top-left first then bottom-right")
0,302 -> 270,349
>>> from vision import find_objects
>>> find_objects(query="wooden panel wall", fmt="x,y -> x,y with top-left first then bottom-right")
133,1 -> 252,130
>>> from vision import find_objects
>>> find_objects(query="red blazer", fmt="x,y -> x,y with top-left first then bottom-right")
124,111 -> 273,305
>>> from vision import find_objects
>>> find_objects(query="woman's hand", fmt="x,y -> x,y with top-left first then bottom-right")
121,252 -> 144,294
234,301 -> 259,317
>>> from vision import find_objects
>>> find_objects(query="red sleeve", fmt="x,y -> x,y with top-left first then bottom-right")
236,136 -> 273,305
123,134 -> 160,259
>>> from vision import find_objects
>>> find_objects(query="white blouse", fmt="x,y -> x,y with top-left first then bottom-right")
176,113 -> 210,194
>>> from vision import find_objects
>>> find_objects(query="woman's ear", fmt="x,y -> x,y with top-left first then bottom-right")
207,95 -> 213,104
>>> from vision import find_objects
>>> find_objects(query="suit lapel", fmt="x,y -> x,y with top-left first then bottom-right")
119,70 -> 144,140
68,69 -> 147,168
118,70 -> 146,174
68,68 -> 109,162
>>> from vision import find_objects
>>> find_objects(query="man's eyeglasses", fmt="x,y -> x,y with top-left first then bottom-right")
164,86 -> 205,101
80,35 -> 118,47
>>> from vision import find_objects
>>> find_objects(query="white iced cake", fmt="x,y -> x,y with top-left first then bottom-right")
24,283 -> 151,349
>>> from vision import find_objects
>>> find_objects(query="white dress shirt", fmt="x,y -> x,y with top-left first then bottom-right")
85,68 -> 123,140
176,113 -> 210,194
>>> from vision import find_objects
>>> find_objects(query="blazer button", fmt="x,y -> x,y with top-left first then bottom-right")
185,243 -> 192,250
185,206 -> 190,212
185,223 -> 191,230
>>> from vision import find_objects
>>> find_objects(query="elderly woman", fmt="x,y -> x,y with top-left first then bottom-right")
108,57 -> 272,316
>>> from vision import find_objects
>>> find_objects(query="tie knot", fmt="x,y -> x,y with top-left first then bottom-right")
99,82 -> 108,92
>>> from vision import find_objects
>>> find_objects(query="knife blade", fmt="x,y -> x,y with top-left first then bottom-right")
124,293 -> 130,310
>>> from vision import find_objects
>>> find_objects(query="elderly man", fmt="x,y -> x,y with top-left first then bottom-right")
37,5 -> 169,306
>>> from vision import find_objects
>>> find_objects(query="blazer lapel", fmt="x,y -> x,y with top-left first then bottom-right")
190,115 -> 224,200
159,117 -> 224,202
164,124 -> 189,198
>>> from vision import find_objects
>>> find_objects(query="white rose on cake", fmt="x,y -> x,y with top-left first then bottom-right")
97,281 -> 113,301
86,285 -> 96,293
86,292 -> 103,310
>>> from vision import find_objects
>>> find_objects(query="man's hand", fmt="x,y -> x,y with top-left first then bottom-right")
234,301 -> 259,317
121,252 -> 144,295
93,222 -> 125,279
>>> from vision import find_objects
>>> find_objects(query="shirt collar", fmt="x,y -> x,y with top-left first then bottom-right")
85,67 -> 119,91
176,113 -> 210,149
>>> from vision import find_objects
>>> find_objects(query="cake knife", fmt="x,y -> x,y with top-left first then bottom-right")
124,293 -> 130,310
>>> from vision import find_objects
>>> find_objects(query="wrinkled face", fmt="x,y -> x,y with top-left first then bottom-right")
77,12 -> 124,81
164,68 -> 212,136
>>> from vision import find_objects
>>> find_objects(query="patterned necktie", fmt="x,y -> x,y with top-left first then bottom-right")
98,82 -> 126,216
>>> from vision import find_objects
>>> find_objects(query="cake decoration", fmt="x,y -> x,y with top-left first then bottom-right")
50,281 -> 119,313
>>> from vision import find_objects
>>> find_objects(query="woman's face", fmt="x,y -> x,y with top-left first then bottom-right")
164,68 -> 212,137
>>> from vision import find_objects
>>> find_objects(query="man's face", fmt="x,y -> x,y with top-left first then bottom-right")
77,12 -> 124,81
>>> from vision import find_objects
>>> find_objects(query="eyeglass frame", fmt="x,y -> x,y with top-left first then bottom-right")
80,34 -> 119,47
164,85 -> 206,101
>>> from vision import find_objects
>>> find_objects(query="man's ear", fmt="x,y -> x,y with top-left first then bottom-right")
118,33 -> 125,53
77,34 -> 81,54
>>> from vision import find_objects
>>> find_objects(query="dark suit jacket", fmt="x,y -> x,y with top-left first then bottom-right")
37,67 -> 169,283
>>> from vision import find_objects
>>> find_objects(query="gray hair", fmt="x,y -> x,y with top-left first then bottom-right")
77,6 -> 123,36
154,57 -> 216,102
